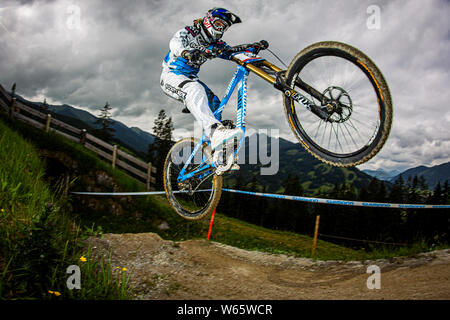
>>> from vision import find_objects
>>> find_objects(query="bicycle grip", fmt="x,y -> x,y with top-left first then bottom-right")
258,40 -> 269,49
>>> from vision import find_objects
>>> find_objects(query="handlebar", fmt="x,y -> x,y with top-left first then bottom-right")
203,40 -> 269,58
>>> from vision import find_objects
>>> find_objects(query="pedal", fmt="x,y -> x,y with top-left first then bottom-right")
213,138 -> 237,176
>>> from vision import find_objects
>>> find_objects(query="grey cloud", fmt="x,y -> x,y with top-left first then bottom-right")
0,0 -> 449,173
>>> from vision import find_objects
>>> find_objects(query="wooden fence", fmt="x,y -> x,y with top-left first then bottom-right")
0,84 -> 156,191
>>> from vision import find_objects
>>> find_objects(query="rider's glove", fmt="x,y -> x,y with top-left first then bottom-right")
252,40 -> 269,53
182,49 -> 202,62
232,44 -> 248,53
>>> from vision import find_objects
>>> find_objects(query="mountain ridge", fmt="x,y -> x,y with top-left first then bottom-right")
362,168 -> 402,181
389,162 -> 450,188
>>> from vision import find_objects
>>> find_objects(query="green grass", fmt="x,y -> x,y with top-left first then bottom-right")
150,196 -> 445,261
204,213 -> 447,261
202,213 -> 357,260
0,117 -> 130,299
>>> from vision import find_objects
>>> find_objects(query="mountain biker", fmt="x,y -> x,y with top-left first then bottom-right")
160,8 -> 244,162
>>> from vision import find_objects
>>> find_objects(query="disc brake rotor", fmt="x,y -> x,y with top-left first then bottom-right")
322,86 -> 353,123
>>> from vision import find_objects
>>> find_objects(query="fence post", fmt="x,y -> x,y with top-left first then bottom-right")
80,129 -> 87,146
9,98 -> 16,120
9,83 -> 16,119
112,145 -> 118,169
146,162 -> 153,191
45,114 -> 52,133
63,174 -> 69,197
312,215 -> 320,256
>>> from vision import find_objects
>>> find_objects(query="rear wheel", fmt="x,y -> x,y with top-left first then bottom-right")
163,137 -> 222,220
283,41 -> 393,167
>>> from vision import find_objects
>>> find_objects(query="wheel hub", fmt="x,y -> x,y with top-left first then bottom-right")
322,86 -> 353,123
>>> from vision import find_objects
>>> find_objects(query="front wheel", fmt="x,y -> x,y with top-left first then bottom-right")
283,41 -> 393,167
163,137 -> 222,220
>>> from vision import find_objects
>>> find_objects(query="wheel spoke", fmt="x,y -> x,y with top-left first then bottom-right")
287,50 -> 389,159
165,139 -> 219,219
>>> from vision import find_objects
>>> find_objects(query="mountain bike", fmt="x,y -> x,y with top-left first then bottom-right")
164,40 -> 393,220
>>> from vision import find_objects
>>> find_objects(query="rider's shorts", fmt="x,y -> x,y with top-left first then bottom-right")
160,68 -> 221,136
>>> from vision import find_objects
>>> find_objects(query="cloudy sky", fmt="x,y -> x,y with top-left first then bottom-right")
0,0 -> 449,172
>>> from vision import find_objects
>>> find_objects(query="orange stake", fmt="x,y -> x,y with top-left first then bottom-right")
312,215 -> 320,256
207,208 -> 217,240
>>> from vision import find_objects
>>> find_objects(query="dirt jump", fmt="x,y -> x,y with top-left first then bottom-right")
88,232 -> 450,300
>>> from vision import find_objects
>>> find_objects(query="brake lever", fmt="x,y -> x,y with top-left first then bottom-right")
203,47 -> 224,59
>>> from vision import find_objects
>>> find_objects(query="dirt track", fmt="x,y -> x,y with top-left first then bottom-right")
88,233 -> 450,300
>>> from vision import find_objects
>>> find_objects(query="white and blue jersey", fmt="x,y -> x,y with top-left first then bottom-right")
160,20 -> 232,137
162,20 -> 232,77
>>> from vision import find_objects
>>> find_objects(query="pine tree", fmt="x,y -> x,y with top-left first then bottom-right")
389,175 -> 406,203
376,180 -> 387,202
41,98 -> 49,113
432,182 -> 443,204
247,175 -> 260,224
443,180 -> 449,204
419,175 -> 428,191
258,184 -> 270,227
93,102 -> 115,142
367,178 -> 380,202
407,175 -> 420,204
279,174 -> 306,232
233,173 -> 245,219
148,110 -> 174,188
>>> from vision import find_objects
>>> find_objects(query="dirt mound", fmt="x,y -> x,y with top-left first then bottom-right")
88,233 -> 450,300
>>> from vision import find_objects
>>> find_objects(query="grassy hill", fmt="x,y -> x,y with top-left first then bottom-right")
0,116 -> 131,299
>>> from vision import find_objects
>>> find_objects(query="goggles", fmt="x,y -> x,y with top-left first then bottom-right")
205,12 -> 230,32
211,18 -> 229,32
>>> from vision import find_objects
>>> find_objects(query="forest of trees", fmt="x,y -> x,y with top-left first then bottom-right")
217,174 -> 450,249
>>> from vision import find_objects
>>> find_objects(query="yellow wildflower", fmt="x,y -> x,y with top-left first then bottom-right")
53,291 -> 61,296
48,290 -> 54,294
79,256 -> 87,262
122,267 -> 127,272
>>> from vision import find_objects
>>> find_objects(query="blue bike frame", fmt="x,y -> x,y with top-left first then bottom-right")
173,45 -> 325,184
176,64 -> 252,183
